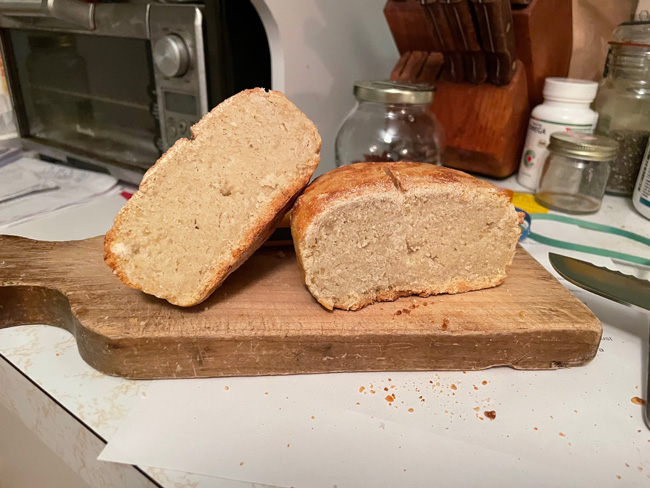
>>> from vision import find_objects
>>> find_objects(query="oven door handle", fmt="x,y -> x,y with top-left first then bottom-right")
0,0 -> 94,30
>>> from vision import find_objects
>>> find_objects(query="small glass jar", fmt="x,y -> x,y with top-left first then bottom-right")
535,132 -> 619,214
594,21 -> 650,196
335,81 -> 443,166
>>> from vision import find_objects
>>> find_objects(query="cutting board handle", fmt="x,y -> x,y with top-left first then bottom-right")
0,285 -> 78,332
0,235 -> 99,333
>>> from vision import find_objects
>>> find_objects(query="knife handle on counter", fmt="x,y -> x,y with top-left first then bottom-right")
420,0 -> 465,82
437,0 -> 487,84
470,0 -> 517,86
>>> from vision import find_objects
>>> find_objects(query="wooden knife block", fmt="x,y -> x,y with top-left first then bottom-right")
383,0 -> 571,177
512,0 -> 572,107
431,61 -> 529,178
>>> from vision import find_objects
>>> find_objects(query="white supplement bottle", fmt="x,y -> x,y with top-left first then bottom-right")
632,140 -> 650,220
517,78 -> 599,190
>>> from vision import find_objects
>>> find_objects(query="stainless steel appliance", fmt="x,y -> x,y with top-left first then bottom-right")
0,0 -> 270,183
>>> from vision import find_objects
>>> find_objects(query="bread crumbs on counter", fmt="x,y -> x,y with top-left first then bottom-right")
129,317 -> 138,325
264,392 -> 269,395
441,318 -> 449,330
617,475 -> 621,479
534,427 -> 538,431
359,386 -> 365,393
287,444 -> 290,448
370,389 -> 376,394
311,416 -> 315,419
385,394 -> 396,403
451,384 -> 457,390
519,311 -> 526,318
224,386 -> 229,390
484,410 -> 496,420
395,310 -> 402,316
559,432 -> 566,437
240,462 -> 244,466
408,408 -> 414,413
482,380 -> 488,385
473,407 -> 480,412
631,396 -> 646,405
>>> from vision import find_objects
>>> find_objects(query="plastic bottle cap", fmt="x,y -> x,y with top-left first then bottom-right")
542,78 -> 599,103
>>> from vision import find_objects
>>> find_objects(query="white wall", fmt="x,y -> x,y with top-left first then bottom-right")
253,0 -> 399,176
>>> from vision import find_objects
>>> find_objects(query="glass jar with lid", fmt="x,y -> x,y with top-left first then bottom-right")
593,21 -> 650,196
335,81 -> 443,167
535,132 -> 619,214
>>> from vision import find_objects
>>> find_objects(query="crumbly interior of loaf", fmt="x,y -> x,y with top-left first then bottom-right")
300,186 -> 519,310
108,91 -> 318,305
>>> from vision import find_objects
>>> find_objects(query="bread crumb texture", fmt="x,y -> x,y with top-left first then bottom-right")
291,162 -> 520,310
105,88 -> 321,306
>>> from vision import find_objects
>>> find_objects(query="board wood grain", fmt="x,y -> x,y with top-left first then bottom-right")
0,235 -> 601,379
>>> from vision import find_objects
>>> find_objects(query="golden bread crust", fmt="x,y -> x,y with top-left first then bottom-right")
291,162 -> 519,311
105,88 -> 321,306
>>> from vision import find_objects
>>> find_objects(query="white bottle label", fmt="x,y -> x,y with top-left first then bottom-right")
517,117 -> 595,190
633,142 -> 650,219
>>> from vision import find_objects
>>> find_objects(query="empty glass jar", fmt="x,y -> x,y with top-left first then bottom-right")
535,132 -> 619,214
335,81 -> 443,166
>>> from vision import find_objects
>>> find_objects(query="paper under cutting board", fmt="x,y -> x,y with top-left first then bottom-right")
0,235 -> 601,379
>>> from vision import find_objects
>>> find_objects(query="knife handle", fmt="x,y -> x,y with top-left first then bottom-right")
470,0 -> 517,86
420,0 -> 465,82
437,0 -> 487,84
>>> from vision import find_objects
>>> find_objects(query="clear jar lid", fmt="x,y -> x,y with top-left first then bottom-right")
353,81 -> 435,105
610,21 -> 650,47
548,132 -> 620,162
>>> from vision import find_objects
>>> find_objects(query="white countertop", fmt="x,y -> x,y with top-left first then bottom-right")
1,173 -> 649,488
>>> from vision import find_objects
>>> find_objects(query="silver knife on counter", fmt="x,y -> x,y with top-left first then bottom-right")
549,253 -> 650,312
548,253 -> 650,429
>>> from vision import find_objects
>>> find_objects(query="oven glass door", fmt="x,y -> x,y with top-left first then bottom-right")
10,30 -> 161,168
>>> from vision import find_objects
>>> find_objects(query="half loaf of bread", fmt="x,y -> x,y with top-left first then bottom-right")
291,162 -> 521,310
105,89 -> 321,306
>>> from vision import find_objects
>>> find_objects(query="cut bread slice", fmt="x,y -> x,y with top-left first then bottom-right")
291,162 -> 521,310
105,89 -> 321,306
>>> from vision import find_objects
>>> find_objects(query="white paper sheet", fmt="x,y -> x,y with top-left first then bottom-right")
0,163 -> 58,204
100,282 -> 650,487
0,157 -> 117,227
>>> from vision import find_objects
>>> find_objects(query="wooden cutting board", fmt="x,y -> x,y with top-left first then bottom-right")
0,235 -> 601,379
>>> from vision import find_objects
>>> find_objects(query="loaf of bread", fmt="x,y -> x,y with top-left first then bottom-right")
105,89 -> 321,306
291,162 -> 521,310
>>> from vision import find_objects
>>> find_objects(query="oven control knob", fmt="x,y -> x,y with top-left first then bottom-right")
153,35 -> 190,78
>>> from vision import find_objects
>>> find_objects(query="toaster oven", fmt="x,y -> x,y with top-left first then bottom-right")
0,0 -> 270,183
